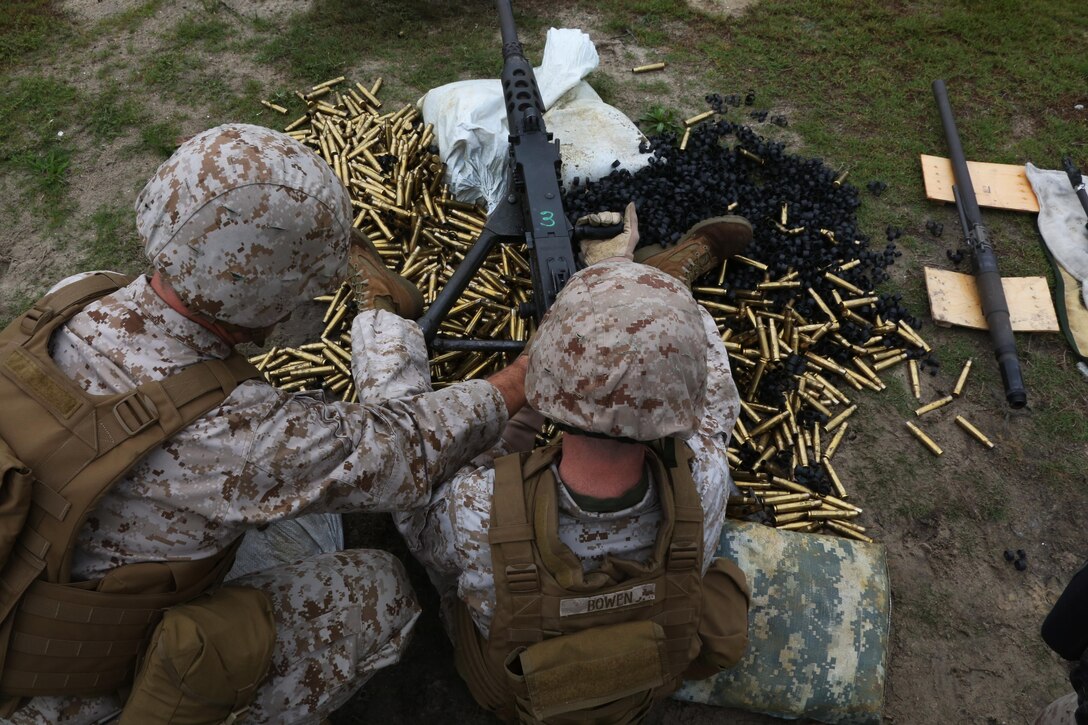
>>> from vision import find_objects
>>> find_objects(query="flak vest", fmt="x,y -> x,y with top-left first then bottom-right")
0,273 -> 260,702
454,440 -> 710,724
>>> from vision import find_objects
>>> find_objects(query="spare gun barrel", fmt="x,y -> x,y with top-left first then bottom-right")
932,79 -> 1026,408
1062,156 -> 1088,229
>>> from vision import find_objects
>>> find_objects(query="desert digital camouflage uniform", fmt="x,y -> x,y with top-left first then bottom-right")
396,262 -> 740,638
1,123 -> 511,723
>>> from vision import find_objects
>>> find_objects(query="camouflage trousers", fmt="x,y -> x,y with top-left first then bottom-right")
2,548 -> 421,725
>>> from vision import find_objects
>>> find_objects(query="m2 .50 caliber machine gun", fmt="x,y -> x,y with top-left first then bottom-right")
415,0 -> 618,353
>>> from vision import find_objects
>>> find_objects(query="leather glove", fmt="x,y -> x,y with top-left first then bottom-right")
578,202 -> 639,266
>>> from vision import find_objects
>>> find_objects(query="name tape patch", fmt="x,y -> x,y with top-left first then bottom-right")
559,583 -> 656,617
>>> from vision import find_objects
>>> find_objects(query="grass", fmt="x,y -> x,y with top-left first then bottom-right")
139,121 -> 182,158
257,0 -> 547,99
88,84 -> 148,140
85,205 -> 143,273
11,143 -> 74,226
0,0 -> 72,68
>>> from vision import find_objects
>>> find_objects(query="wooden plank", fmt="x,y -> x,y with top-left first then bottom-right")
924,266 -> 1058,332
920,154 -> 1039,212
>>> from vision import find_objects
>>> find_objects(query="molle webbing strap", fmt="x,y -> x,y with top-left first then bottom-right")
16,273 -> 133,341
0,539 -> 242,697
662,441 -> 702,573
489,451 -> 544,651
656,441 -> 704,674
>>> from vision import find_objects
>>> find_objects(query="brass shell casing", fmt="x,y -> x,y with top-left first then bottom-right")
905,421 -> 942,456
955,415 -> 995,449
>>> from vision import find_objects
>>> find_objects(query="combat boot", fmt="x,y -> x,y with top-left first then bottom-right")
634,216 -> 753,287
349,229 -> 424,318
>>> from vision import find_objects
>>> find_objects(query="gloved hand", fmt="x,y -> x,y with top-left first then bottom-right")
578,202 -> 639,266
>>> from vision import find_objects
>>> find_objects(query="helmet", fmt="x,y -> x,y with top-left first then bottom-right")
136,123 -> 351,328
526,261 -> 708,441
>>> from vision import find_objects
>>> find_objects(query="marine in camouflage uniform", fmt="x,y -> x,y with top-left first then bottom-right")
3,125 -> 525,724
395,204 -> 750,641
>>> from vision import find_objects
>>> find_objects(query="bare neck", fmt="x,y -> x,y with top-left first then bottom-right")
149,271 -> 252,347
558,434 -> 646,500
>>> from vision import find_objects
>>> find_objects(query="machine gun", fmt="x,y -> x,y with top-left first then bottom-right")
416,0 -> 615,353
932,79 -> 1027,408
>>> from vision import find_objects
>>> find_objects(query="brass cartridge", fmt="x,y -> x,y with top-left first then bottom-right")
955,415 -> 995,449
822,421 -> 848,461
824,404 -> 857,432
953,359 -> 973,397
915,395 -> 954,417
905,421 -> 942,456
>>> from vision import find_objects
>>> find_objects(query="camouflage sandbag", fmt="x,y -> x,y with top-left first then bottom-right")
672,519 -> 890,725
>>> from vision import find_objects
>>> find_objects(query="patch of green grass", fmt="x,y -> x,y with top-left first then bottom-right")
586,71 -> 619,107
85,205 -> 143,273
0,0 -> 72,67
87,85 -> 148,140
257,0 -> 539,97
0,76 -> 81,152
174,15 -> 232,52
11,143 -> 75,225
95,0 -> 165,34
141,49 -> 200,89
139,121 -> 182,158
899,581 -> 944,628
880,376 -> 916,418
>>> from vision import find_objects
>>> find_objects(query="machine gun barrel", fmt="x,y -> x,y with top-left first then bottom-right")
417,0 -> 578,350
932,79 -> 1026,408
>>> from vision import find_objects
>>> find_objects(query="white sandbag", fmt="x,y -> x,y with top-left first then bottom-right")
225,513 -> 344,580
420,28 -> 650,210
546,81 -> 651,192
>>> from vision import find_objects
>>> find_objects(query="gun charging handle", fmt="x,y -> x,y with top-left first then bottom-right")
572,222 -> 625,240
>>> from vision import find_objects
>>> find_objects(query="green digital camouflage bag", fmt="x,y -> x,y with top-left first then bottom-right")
672,519 -> 890,725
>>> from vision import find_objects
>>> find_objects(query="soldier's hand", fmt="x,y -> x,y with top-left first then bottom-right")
579,202 -> 639,266
575,210 -> 624,228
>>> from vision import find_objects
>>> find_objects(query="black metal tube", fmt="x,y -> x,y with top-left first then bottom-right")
496,0 -> 520,54
1063,157 -> 1088,227
932,79 -> 1026,408
415,227 -> 501,344
432,338 -> 526,353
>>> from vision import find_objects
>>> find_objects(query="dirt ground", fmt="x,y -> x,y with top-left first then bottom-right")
4,1 -> 1086,723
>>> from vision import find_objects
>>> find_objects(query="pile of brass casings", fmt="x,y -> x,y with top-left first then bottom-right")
705,254 -> 918,542
251,77 -> 530,396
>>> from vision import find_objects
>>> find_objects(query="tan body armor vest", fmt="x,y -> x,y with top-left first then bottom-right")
454,440 -> 710,724
0,273 -> 259,699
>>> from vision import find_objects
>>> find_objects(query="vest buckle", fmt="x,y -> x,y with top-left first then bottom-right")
667,542 -> 698,571
19,304 -> 54,336
505,563 -> 539,592
113,392 -> 159,435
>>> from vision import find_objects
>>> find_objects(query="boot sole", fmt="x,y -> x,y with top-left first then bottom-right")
678,216 -> 753,258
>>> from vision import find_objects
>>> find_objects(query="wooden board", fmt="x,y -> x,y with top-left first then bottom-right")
920,154 -> 1040,212
924,266 -> 1058,332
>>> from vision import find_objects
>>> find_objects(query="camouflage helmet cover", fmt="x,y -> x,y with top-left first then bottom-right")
526,261 -> 708,441
136,123 -> 351,328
